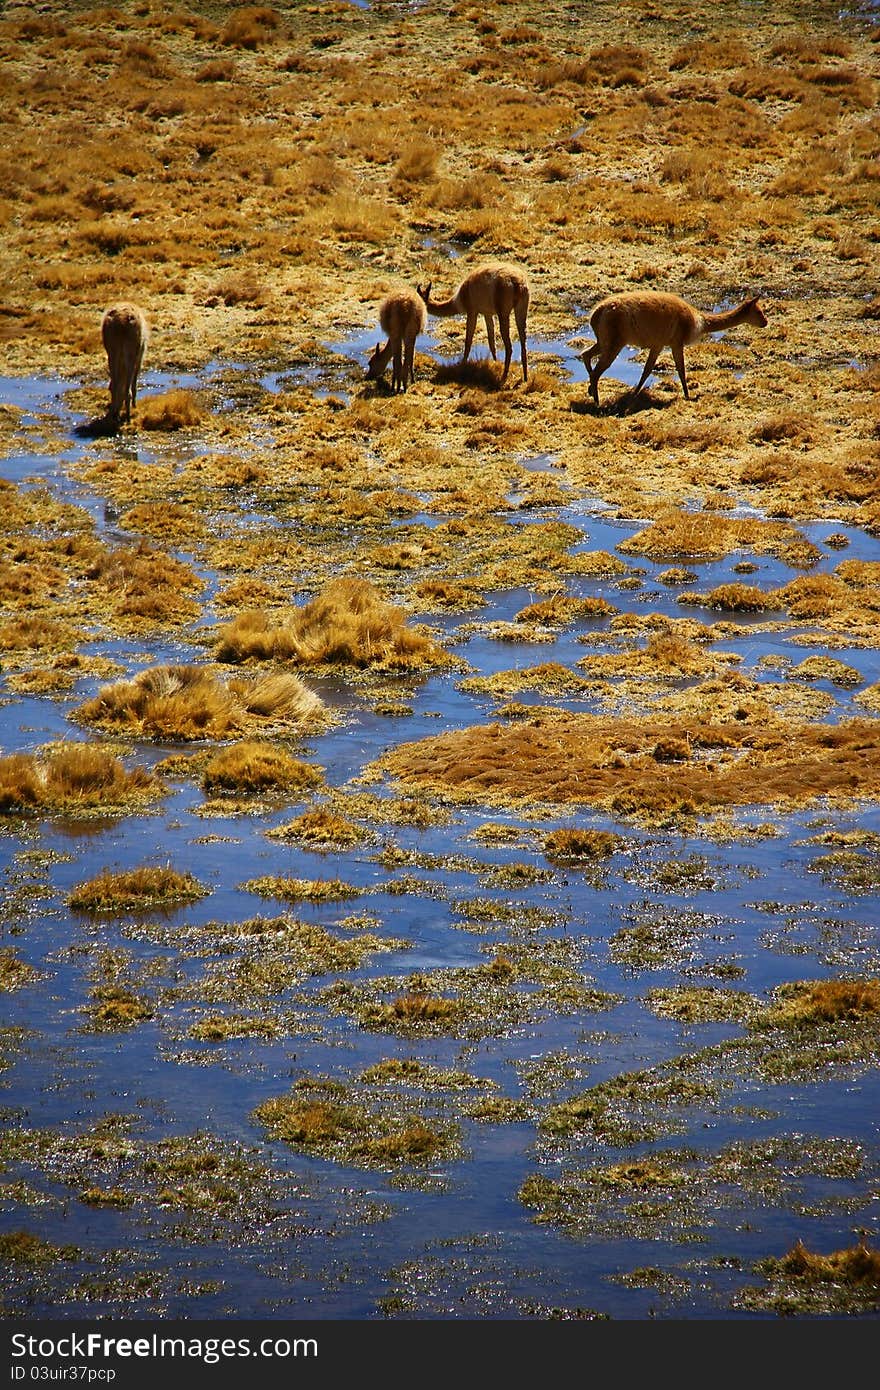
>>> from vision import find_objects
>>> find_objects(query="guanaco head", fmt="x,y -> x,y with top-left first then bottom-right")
417,283 -> 431,306
365,342 -> 384,380
746,297 -> 768,328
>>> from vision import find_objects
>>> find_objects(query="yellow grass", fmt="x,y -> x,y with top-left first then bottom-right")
69,865 -> 208,913
215,577 -> 453,671
0,743 -> 164,816
73,665 -> 327,740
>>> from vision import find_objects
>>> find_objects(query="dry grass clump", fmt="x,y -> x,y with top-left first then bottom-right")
73,664 -> 326,740
514,595 -> 616,625
219,6 -> 282,50
201,741 -> 324,796
644,985 -> 757,1025
372,713 -> 880,817
69,865 -> 208,913
266,806 -> 367,851
118,503 -> 205,542
215,578 -> 453,671
0,743 -> 164,816
88,987 -> 154,1031
139,390 -> 205,432
619,510 -> 820,565
577,631 -> 731,680
254,1096 -> 363,1148
364,990 -> 461,1033
83,541 -> 202,632
771,1239 -> 880,1289
189,1014 -> 280,1043
543,828 -> 621,863
0,948 -> 41,993
242,876 -> 360,904
460,661 -> 591,699
757,978 -> 880,1028
252,1090 -> 454,1167
792,656 -> 862,687
681,583 -> 784,613
0,615 -> 77,652
413,580 -> 486,612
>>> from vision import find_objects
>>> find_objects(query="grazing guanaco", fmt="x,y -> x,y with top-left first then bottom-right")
366,288 -> 427,392
101,302 -> 148,423
417,263 -> 530,383
581,290 -> 767,403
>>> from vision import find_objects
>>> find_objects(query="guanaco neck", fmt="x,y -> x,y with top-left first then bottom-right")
422,289 -> 462,316
699,300 -> 755,334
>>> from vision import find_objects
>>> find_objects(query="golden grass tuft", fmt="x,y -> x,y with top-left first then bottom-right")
0,743 -> 164,816
242,876 -> 360,904
758,978 -> 880,1028
215,578 -> 453,671
73,664 -> 326,740
774,1239 -> 880,1288
0,615 -> 76,651
364,991 -> 461,1031
0,948 -> 41,993
254,1096 -> 360,1147
89,988 -> 154,1030
515,595 -> 616,625
681,583 -> 784,613
219,6 -> 282,50
266,806 -> 367,850
201,741 -> 324,796
139,390 -> 205,432
70,865 -> 208,913
619,510 -> 820,565
356,1122 -> 447,1163
543,828 -> 620,863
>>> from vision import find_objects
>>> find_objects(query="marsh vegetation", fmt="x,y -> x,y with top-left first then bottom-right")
0,0 -> 878,1321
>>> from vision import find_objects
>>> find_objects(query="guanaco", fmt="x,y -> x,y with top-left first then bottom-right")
366,288 -> 427,392
581,290 -> 767,403
101,302 -> 148,423
417,263 -> 530,383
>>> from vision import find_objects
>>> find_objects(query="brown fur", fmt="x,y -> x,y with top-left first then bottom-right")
582,290 -> 767,402
366,288 -> 427,392
101,302 -> 148,423
418,263 -> 530,382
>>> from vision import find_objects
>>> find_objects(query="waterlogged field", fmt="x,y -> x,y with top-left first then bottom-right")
1,0 -> 879,1321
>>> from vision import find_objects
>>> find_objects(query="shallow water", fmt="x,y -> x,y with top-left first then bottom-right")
1,361 -> 879,1321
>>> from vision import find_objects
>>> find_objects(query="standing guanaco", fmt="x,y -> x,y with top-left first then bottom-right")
581,290 -> 767,403
418,263 -> 530,383
101,302 -> 149,424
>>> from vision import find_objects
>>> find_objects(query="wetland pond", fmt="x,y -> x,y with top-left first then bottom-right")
1,343 -> 879,1322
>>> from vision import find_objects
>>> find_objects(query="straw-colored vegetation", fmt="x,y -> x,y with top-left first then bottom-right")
1,0 -> 880,1320
215,578 -> 455,672
69,865 -> 208,913
201,741 -> 324,797
73,664 -> 327,740
372,713 -> 880,819
0,743 -> 165,817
